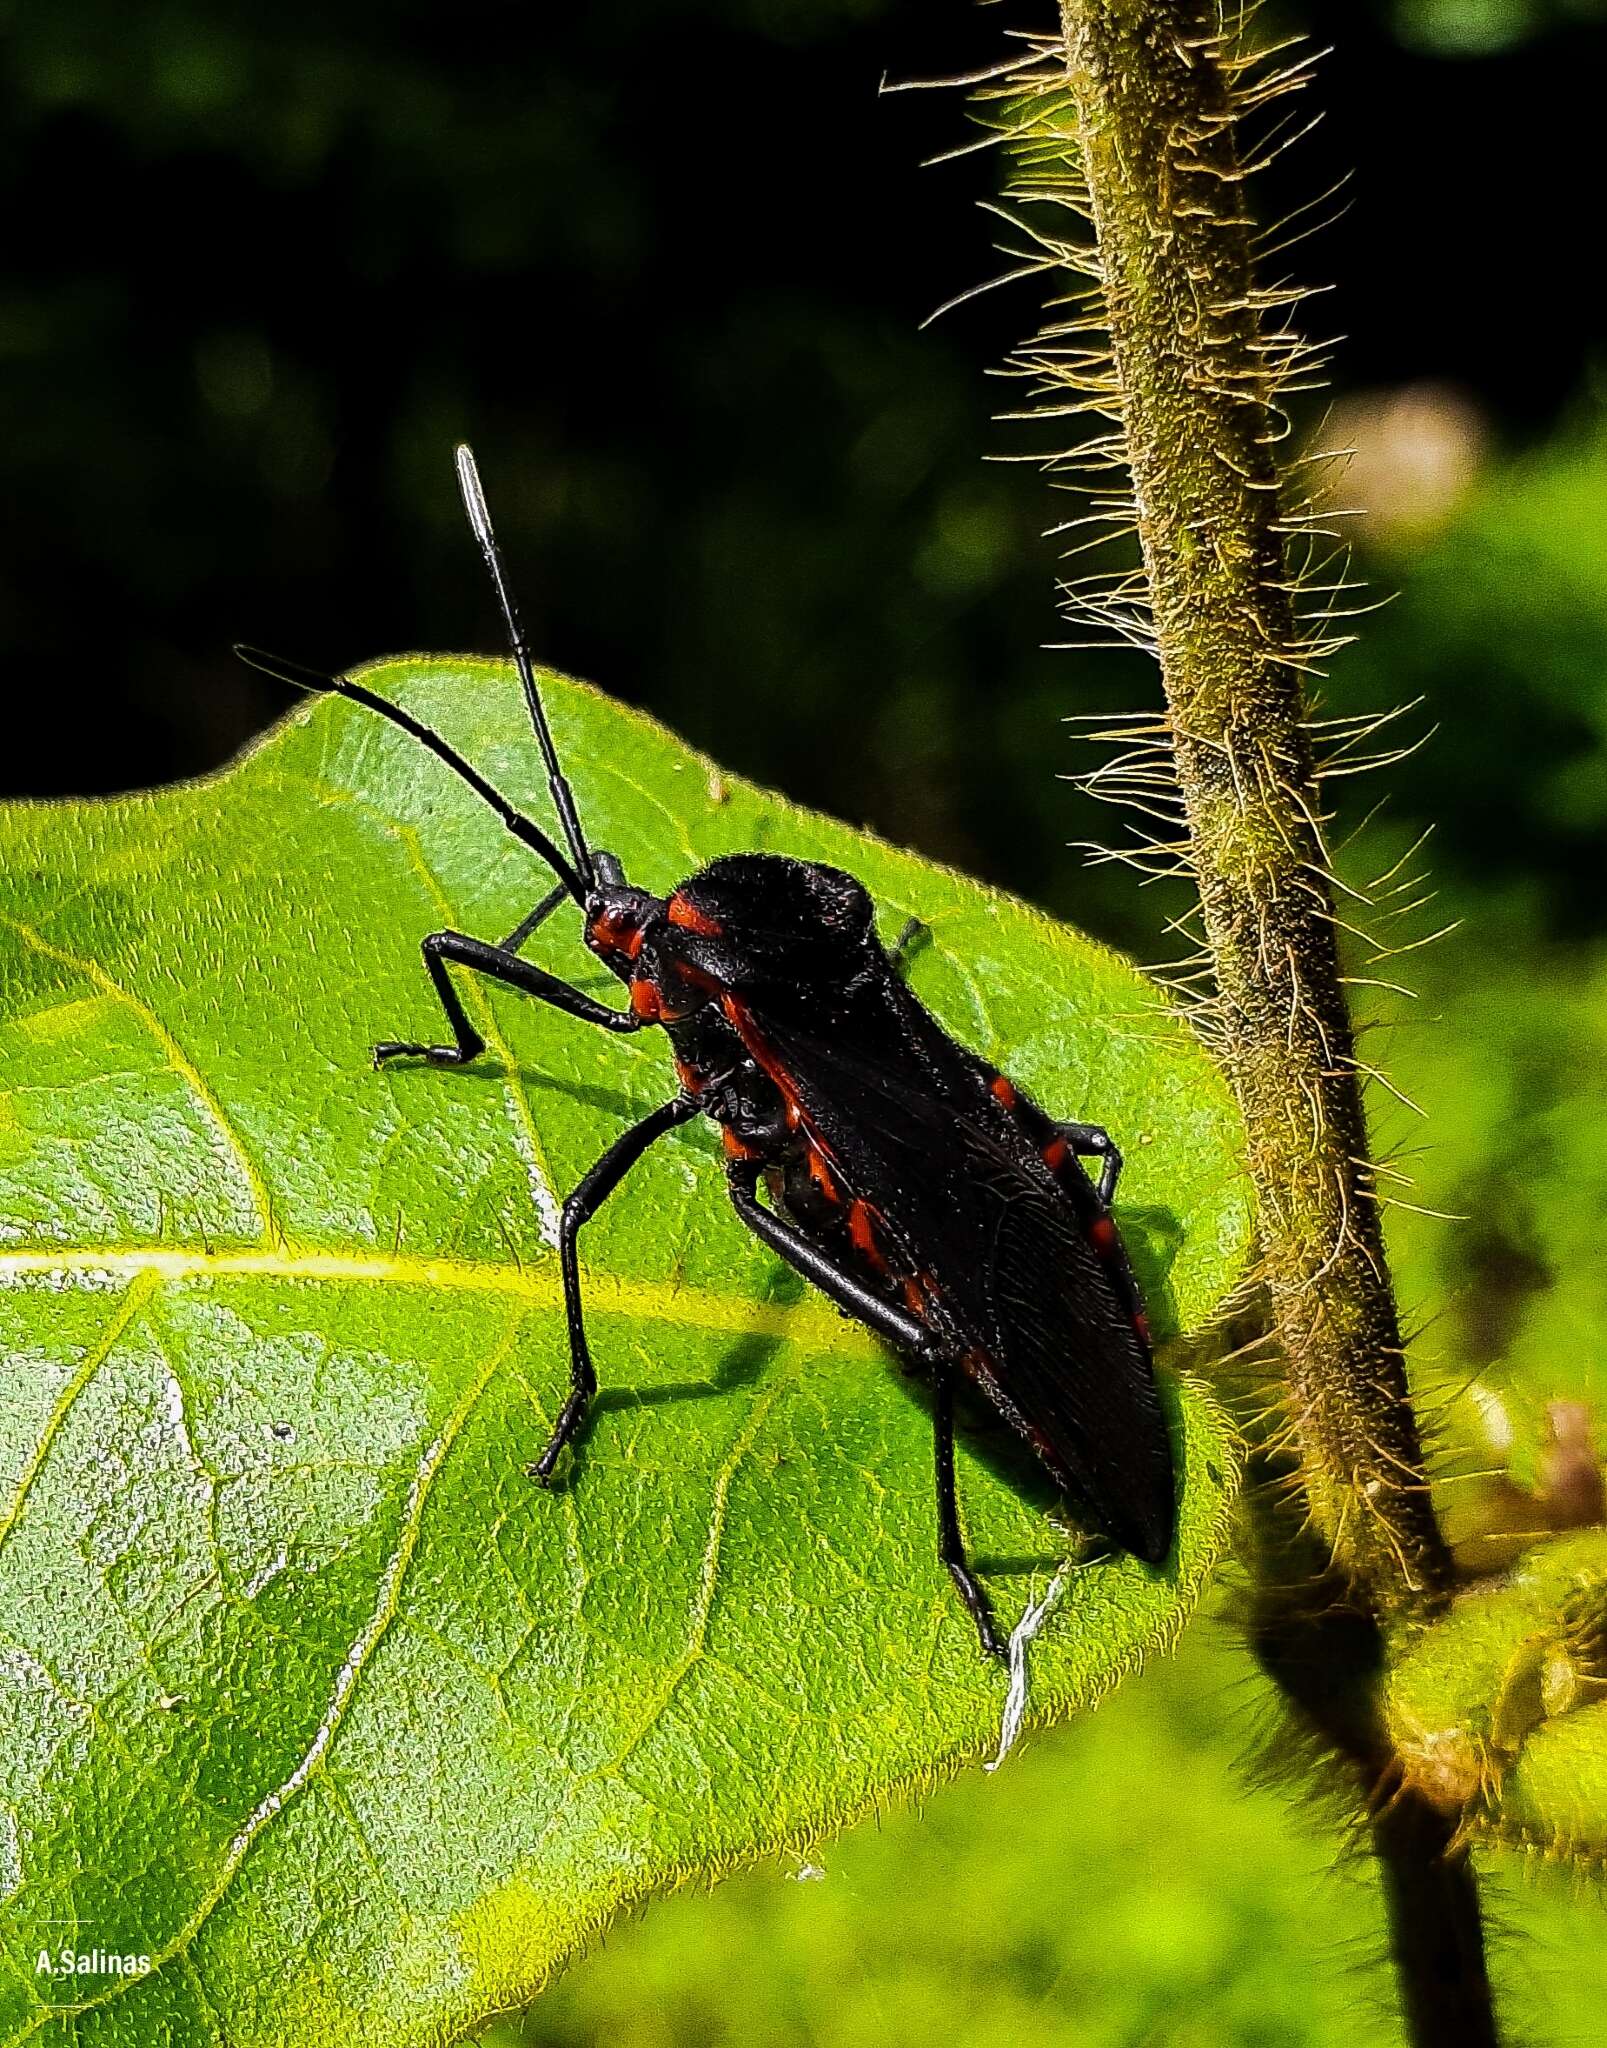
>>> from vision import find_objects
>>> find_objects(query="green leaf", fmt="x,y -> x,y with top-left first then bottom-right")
1386,1528 -> 1607,1859
0,659 -> 1250,2047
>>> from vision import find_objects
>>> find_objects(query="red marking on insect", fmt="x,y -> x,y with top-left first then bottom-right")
674,1056 -> 701,1093
722,994 -> 827,1154
1089,1215 -> 1118,1254
1042,1135 -> 1069,1172
1132,1310 -> 1151,1346
1025,1422 -> 1066,1480
991,1074 -> 1018,1111
667,892 -> 724,937
847,1199 -> 886,1270
591,908 -> 644,959
723,1126 -> 761,1161
806,1146 -> 841,1204
903,1273 -> 931,1315
674,958 -> 722,998
630,976 -> 662,1021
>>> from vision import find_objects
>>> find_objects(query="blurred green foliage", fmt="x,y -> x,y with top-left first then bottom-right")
1340,427 -> 1607,938
1339,427 -> 1607,1493
485,1619 -> 1607,2048
1394,0 -> 1607,54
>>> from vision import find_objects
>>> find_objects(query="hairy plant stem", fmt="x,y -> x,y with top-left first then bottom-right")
1055,0 -> 1449,1613
1050,1 -> 1486,2036
1248,1465 -> 1499,2048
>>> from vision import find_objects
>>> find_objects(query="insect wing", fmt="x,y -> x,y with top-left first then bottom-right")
745,1013 -> 1176,1564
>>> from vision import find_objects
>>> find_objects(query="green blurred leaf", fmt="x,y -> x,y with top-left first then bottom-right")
1318,429 -> 1607,1587
0,659 -> 1249,2046
1341,430 -> 1607,927
492,1596 -> 1607,2048
1387,1530 -> 1607,1859
1362,890 -> 1607,1551
1393,0 -> 1607,58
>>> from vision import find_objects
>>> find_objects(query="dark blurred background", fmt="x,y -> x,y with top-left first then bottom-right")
8,4 -> 1607,2039
4,0 -> 1604,944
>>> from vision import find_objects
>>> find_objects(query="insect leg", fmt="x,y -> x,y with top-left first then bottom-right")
499,880 -> 570,955
374,930 -> 648,1066
934,1370 -> 1006,1662
725,1167 -> 940,1360
528,1093 -> 702,1482
1056,1121 -> 1123,1207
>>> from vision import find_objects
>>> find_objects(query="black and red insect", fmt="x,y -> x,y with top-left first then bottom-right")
239,444 -> 1174,1660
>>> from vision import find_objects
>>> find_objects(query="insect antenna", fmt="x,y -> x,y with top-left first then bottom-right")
232,644 -> 586,902
455,443 -> 597,893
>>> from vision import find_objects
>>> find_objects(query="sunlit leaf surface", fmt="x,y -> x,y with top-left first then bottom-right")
0,660 -> 1250,2046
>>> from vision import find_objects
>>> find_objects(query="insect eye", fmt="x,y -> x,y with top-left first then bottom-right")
587,907 -> 645,962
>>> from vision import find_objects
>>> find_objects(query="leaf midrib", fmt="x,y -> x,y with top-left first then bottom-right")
0,1241 -> 870,1589
0,1242 -> 863,1344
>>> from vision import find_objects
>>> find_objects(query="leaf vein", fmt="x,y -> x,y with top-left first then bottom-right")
0,1270 -> 157,1565
0,914 -> 276,1242
579,1366 -> 794,1783
0,1243 -> 867,1351
392,823 -> 564,1250
35,1302 -> 532,2023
